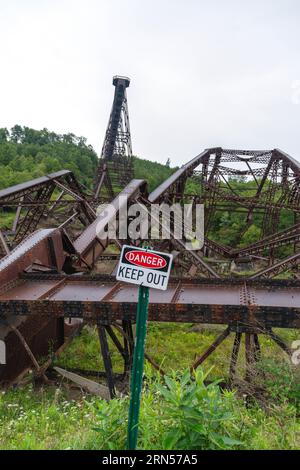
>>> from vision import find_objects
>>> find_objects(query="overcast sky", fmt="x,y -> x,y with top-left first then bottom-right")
0,0 -> 300,166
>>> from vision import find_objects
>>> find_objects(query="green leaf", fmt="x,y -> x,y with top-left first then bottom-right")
180,370 -> 191,387
221,436 -> 243,447
164,376 -> 177,393
163,428 -> 182,450
156,384 -> 178,404
181,405 -> 203,420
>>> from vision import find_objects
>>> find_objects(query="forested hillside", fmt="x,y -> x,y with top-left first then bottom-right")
0,127 -> 299,451
0,125 -> 98,189
0,126 -> 175,193
133,156 -> 175,191
0,126 -> 293,251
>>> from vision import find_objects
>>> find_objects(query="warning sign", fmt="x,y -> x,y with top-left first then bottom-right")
116,245 -> 173,290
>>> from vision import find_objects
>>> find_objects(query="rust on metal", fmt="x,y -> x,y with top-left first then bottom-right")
0,74 -> 299,389
0,275 -> 299,329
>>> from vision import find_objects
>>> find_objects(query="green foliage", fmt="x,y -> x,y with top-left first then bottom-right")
0,126 -> 98,189
156,369 -> 242,450
0,126 -> 299,450
0,339 -> 300,450
0,125 -> 176,197
93,399 -> 128,450
133,156 -> 176,192
56,324 -> 300,387
256,358 -> 300,412
92,368 -> 243,450
187,174 -> 296,250
92,368 -> 244,450
0,125 -> 295,253
242,225 -> 261,246
87,362 -> 300,451
0,384 -> 100,450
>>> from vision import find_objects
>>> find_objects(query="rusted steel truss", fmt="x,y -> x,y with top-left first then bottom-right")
1,274 -> 299,329
0,73 -> 300,390
0,273 -> 299,393
0,170 -> 95,259
0,144 -> 299,389
74,179 -> 147,269
0,144 -> 300,389
147,147 -> 300,279
94,76 -> 134,201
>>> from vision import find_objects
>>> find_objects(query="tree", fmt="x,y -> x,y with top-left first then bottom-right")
0,125 -> 99,190
10,124 -> 24,143
0,128 -> 9,143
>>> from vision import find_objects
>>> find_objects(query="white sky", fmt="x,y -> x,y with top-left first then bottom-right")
0,0 -> 300,166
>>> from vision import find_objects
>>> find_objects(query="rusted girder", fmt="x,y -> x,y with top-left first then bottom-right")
1,144 -> 300,387
250,252 -> 300,279
147,148 -> 300,278
74,179 -> 147,268
1,275 -> 299,330
0,170 -> 95,257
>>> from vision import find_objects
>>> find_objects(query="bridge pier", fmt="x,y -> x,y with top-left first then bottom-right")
229,332 -> 242,381
97,325 -> 116,399
97,320 -> 135,398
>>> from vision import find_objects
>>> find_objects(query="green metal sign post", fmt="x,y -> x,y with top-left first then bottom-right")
127,284 -> 149,450
116,244 -> 173,450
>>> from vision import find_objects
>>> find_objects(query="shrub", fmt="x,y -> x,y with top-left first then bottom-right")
93,368 -> 243,450
156,368 -> 242,450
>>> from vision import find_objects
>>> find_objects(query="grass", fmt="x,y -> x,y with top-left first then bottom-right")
56,323 -> 300,380
0,211 -> 15,230
0,366 -> 299,450
0,323 -> 299,450
0,385 -> 100,450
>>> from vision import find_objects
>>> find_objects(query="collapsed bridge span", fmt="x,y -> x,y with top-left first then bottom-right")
0,76 -> 299,394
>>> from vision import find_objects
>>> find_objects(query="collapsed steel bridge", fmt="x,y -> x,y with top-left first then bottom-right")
0,76 -> 299,396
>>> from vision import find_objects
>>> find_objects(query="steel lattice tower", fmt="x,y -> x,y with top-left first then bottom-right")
94,76 -> 134,201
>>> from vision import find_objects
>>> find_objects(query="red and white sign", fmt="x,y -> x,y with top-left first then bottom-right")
125,251 -> 167,269
116,245 -> 173,290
